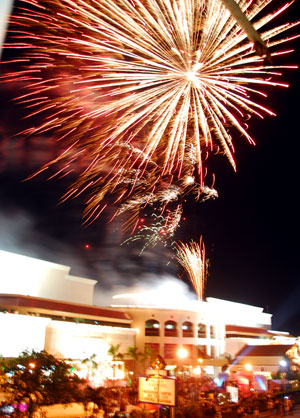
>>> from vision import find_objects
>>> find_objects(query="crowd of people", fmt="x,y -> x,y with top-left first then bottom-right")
1,375 -> 299,418
93,376 -> 300,417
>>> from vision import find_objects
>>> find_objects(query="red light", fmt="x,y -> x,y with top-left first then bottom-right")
84,243 -> 90,249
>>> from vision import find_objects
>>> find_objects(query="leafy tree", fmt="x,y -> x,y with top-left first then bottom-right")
126,347 -> 141,377
79,386 -> 108,417
126,347 -> 141,362
81,353 -> 99,383
0,355 -> 6,386
220,352 -> 234,372
139,345 -> 154,371
0,350 -> 82,418
107,344 -> 123,361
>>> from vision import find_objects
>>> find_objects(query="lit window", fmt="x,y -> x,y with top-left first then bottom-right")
165,321 -> 177,337
145,319 -> 160,336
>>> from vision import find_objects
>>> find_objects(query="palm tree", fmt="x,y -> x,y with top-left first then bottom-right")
108,344 -> 124,379
140,345 -> 154,372
220,352 -> 234,372
108,343 -> 123,361
81,354 -> 99,384
126,346 -> 141,378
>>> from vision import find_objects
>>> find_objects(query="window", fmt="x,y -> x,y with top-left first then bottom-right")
145,319 -> 160,336
145,343 -> 160,356
210,325 -> 216,339
164,344 -> 177,359
197,345 -> 206,357
198,323 -> 206,338
164,320 -> 178,337
182,321 -> 194,338
211,346 -> 216,358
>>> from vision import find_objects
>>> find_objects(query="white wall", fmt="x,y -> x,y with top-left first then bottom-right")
206,298 -> 272,329
44,320 -> 136,359
0,312 -> 51,357
0,250 -> 96,304
0,0 -> 13,58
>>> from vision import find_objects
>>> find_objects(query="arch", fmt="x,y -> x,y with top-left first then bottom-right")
182,321 -> 194,337
198,323 -> 206,338
164,320 -> 178,337
145,319 -> 160,336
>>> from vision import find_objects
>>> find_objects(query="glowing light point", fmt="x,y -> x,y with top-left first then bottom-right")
177,347 -> 189,359
244,363 -> 253,371
186,71 -> 198,82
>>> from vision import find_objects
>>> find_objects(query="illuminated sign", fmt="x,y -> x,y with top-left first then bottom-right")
226,386 -> 239,403
139,376 -> 176,406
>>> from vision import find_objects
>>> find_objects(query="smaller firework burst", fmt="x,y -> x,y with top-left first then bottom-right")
122,206 -> 182,254
176,238 -> 208,300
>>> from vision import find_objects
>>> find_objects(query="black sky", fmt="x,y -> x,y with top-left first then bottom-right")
0,0 -> 299,335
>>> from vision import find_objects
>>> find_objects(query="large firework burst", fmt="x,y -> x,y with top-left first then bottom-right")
2,0 -> 299,226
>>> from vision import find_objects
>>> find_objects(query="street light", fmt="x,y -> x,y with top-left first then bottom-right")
244,363 -> 252,372
177,347 -> 188,359
279,360 -> 288,367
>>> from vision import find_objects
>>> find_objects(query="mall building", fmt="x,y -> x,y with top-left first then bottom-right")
0,250 -> 295,381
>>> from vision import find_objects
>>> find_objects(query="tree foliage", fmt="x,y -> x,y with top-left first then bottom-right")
108,344 -> 123,361
0,350 -> 83,418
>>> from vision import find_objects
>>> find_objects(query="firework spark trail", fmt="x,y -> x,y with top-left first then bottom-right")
2,0 -> 299,225
176,238 -> 208,300
122,206 -> 183,253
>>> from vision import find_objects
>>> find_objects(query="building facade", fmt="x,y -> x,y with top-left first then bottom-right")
0,250 -> 295,378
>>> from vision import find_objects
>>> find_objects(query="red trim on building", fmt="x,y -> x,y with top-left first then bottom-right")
226,325 -> 270,335
235,344 -> 293,358
226,325 -> 293,338
0,293 -> 132,322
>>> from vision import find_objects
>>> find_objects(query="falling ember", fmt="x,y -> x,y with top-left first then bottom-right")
1,0 -> 299,226
176,238 -> 208,301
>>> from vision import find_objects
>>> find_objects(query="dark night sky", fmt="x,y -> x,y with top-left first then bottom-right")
0,0 -> 299,335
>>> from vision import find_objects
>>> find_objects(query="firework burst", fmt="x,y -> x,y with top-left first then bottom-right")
122,206 -> 182,253
176,238 -> 208,300
2,0 -> 299,226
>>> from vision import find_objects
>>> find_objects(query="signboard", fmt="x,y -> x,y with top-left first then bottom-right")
139,376 -> 176,406
226,386 -> 239,403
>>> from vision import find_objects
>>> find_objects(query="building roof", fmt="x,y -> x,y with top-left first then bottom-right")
235,344 -> 293,358
0,293 -> 132,325
226,325 -> 270,335
225,325 -> 294,339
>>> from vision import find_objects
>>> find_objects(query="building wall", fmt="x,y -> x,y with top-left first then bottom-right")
206,298 -> 272,329
225,338 -> 276,358
0,312 -> 51,357
0,0 -> 13,58
0,250 -> 96,305
0,311 -> 136,360
45,321 -> 136,359
231,355 -> 286,374
118,306 -> 225,366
